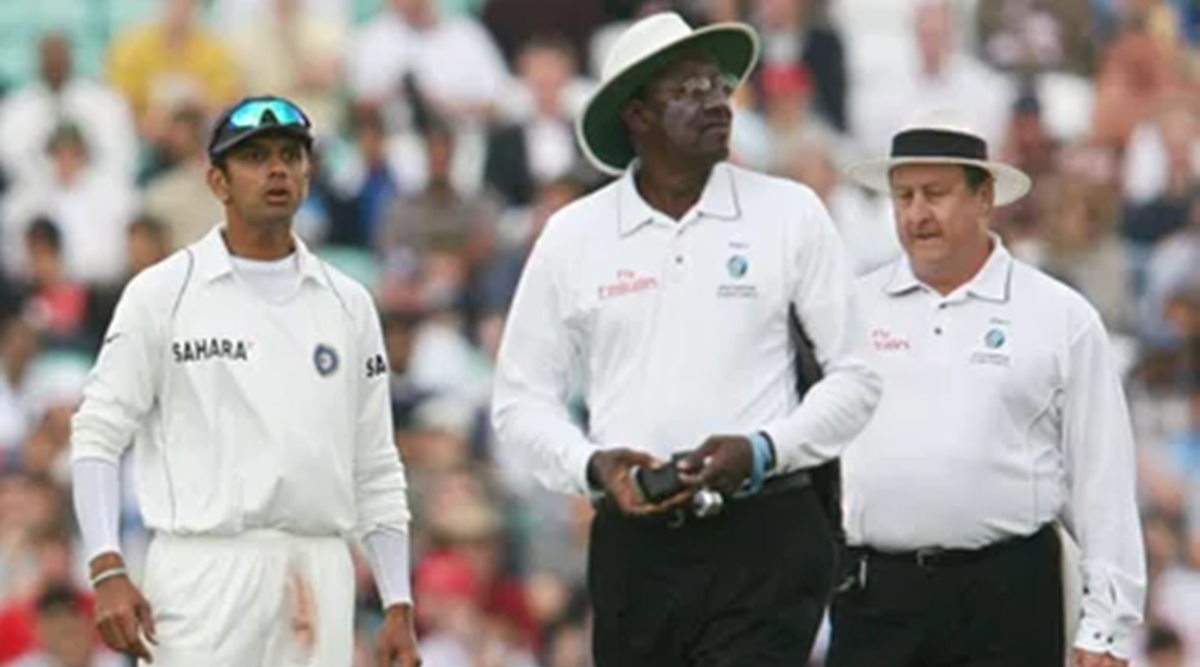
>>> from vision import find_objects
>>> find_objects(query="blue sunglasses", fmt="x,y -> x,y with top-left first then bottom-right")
226,99 -> 310,130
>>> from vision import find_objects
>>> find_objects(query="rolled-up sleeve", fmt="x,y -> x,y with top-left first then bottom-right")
763,188 -> 883,472
491,225 -> 596,496
351,296 -> 411,540
71,275 -> 163,465
1061,312 -> 1146,659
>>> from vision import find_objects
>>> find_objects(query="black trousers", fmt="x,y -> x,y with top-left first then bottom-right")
826,525 -> 1065,667
588,486 -> 835,667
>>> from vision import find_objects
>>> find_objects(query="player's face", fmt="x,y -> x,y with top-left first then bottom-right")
888,163 -> 992,268
208,135 -> 310,228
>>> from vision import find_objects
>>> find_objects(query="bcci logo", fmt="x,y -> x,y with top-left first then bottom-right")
313,344 -> 339,377
984,328 -> 1006,349
727,255 -> 748,279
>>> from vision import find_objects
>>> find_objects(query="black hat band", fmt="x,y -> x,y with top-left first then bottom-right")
891,128 -> 988,161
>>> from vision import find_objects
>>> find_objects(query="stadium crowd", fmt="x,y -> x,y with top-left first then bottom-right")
0,0 -> 1195,665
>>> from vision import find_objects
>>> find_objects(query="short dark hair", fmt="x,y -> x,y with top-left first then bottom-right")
35,583 -> 83,615
963,165 -> 992,191
1146,623 -> 1183,654
519,35 -> 577,65
129,213 -> 168,242
25,216 -> 62,251
46,122 -> 87,155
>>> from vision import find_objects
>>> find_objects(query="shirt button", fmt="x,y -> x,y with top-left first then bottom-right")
934,327 -> 943,335
675,255 -> 684,264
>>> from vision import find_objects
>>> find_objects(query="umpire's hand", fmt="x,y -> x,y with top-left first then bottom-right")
377,603 -> 422,667
1073,649 -> 1127,667
680,435 -> 754,496
589,447 -> 697,515
91,553 -> 156,663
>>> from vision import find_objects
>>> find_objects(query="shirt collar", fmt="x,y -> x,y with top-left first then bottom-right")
193,224 -> 327,287
965,237 -> 1013,302
883,234 -> 1013,303
617,161 -> 742,236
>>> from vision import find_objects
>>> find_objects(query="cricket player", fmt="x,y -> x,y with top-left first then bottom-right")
70,96 -> 421,667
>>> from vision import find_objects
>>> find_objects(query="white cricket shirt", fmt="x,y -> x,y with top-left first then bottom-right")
844,239 -> 1146,657
71,227 -> 411,542
491,162 -> 882,495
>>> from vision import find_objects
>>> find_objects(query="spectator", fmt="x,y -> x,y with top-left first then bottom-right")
227,0 -> 349,137
7,583 -> 124,667
141,104 -> 224,248
82,215 -> 173,353
851,0 -> 1015,159
20,219 -> 88,347
1142,623 -> 1187,667
2,124 -> 137,286
750,0 -> 849,132
106,0 -> 241,145
0,316 -> 41,460
0,34 -> 138,187
325,104 -> 405,249
1091,13 -> 1183,150
485,38 -> 594,208
782,132 -> 899,276
975,0 -> 1099,75
758,62 -> 841,174
347,0 -> 512,125
378,121 -> 503,320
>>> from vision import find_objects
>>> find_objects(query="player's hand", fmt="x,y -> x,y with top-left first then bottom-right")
1073,649 -> 1127,667
589,447 -> 696,516
91,554 -> 156,663
679,435 -> 754,496
376,603 -> 421,667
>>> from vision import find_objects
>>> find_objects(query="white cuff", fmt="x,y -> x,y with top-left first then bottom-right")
1074,616 -> 1135,660
362,528 -> 413,608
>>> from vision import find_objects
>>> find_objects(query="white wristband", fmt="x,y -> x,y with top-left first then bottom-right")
90,566 -> 128,588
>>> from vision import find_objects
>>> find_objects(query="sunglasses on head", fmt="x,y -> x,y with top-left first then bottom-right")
226,99 -> 310,130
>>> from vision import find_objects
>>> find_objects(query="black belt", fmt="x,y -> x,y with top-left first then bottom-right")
751,468 -> 813,496
847,524 -> 1053,570
593,469 -> 812,527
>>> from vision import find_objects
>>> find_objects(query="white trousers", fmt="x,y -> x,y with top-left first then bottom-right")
137,530 -> 355,667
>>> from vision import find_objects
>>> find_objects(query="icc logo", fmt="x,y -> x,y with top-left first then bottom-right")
313,344 -> 339,377
727,255 -> 748,279
984,328 -> 1006,349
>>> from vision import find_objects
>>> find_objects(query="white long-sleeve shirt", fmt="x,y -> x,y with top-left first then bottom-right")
491,162 -> 882,495
71,227 -> 411,544
844,240 -> 1146,658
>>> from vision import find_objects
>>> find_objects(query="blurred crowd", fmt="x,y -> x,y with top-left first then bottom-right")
0,0 -> 1195,665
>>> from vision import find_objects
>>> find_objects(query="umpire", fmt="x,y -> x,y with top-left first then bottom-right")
827,110 -> 1146,667
491,12 -> 882,667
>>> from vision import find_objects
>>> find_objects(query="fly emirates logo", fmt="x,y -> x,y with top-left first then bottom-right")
599,269 -> 659,300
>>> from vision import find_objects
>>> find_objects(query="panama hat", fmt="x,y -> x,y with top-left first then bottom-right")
846,109 -> 1032,206
576,11 -> 760,176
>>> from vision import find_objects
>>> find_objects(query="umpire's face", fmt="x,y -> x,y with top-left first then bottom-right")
207,134 -> 311,228
622,52 -> 736,169
888,163 -> 994,271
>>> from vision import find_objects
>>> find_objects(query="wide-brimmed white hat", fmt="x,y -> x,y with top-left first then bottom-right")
576,12 -> 760,176
846,109 -> 1032,206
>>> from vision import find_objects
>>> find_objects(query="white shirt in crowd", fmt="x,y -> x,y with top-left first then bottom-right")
844,239 -> 1146,658
2,167 -> 137,285
0,79 -> 139,185
851,53 -> 1014,164
347,10 -> 510,110
492,162 -> 882,494
70,226 -> 410,543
